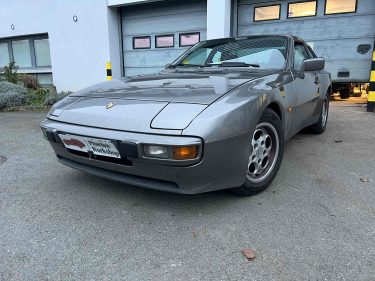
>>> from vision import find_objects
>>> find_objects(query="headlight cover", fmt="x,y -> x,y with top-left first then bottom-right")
151,103 -> 207,130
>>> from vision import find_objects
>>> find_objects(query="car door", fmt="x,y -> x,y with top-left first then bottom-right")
292,41 -> 320,129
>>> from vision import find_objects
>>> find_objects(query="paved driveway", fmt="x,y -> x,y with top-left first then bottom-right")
0,103 -> 374,281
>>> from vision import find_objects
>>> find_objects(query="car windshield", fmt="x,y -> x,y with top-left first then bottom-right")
174,36 -> 288,70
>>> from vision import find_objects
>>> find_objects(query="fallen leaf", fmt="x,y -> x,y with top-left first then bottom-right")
0,156 -> 7,165
360,177 -> 369,182
242,249 -> 256,261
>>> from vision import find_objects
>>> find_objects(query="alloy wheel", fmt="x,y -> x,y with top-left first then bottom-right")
247,122 -> 279,183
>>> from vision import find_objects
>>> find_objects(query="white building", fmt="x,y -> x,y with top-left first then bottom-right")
0,0 -> 373,96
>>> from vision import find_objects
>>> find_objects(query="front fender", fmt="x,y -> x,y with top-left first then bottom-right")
183,73 -> 291,143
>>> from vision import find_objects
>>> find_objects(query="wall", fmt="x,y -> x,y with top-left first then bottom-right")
207,0 -> 232,39
0,0 -> 121,92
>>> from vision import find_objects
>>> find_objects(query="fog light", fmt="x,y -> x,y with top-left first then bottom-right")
143,145 -> 169,159
173,146 -> 198,160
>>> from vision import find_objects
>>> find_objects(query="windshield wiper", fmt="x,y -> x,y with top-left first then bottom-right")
176,63 -> 205,68
168,62 -> 260,68
165,63 -> 204,69
213,61 -> 260,68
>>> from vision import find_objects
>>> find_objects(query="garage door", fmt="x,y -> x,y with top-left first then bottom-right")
121,0 -> 207,77
235,0 -> 375,82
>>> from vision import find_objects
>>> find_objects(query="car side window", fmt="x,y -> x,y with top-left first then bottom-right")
294,43 -> 310,70
182,48 -> 210,65
211,51 -> 222,63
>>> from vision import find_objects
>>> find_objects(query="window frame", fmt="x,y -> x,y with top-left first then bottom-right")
155,34 -> 175,48
179,32 -> 201,47
33,38 -> 52,67
132,36 -> 151,50
253,4 -> 281,22
287,0 -> 317,19
11,38 -> 34,69
324,0 -> 357,15
0,41 -> 12,67
0,34 -> 51,70
305,43 -> 317,58
293,40 -> 313,71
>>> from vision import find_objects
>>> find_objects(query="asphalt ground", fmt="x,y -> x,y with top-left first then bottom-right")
0,101 -> 374,281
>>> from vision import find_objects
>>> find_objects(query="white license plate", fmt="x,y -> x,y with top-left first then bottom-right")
59,134 -> 121,159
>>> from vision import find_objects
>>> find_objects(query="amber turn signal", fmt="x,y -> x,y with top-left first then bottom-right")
172,146 -> 198,160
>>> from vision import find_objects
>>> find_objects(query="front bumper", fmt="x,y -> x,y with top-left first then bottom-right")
40,119 -> 251,194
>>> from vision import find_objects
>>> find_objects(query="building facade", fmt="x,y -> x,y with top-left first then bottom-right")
0,0 -> 374,103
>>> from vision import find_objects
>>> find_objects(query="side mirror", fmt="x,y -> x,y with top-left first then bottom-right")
301,58 -> 325,72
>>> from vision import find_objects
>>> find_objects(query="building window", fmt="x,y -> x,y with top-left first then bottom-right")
288,1 -> 317,18
0,34 -> 51,69
0,42 -> 10,67
12,39 -> 32,68
254,4 -> 281,22
133,36 -> 151,49
155,34 -> 174,48
0,34 -> 53,85
179,32 -> 200,47
325,0 -> 357,15
34,39 -> 51,67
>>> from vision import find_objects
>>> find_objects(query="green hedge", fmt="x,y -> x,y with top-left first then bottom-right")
0,81 -> 27,94
27,88 -> 50,105
0,92 -> 27,109
0,81 -> 73,110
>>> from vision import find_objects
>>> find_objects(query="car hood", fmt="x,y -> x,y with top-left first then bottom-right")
70,70 -> 274,105
49,70 -> 274,133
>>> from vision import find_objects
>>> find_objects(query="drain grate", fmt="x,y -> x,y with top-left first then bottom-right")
0,156 -> 7,165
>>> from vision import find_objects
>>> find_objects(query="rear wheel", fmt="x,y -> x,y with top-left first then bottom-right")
232,109 -> 284,196
339,86 -> 350,99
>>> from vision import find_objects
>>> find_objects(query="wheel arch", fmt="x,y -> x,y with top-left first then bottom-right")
266,101 -> 283,123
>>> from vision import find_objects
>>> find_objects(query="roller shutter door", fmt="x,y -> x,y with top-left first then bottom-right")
235,0 -> 375,82
121,0 -> 207,77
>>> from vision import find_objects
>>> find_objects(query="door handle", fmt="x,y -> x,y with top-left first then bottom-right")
314,76 -> 320,85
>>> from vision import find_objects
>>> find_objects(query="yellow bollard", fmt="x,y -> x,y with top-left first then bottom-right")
367,49 -> 375,112
106,61 -> 112,80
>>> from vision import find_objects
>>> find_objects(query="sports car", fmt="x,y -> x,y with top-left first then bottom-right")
40,35 -> 331,195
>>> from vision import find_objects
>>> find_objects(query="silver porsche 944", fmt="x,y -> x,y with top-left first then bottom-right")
40,35 -> 331,195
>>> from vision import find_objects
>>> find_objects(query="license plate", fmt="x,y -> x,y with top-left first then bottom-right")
59,134 -> 121,159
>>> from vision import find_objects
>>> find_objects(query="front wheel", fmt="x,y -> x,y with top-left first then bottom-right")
232,109 -> 284,196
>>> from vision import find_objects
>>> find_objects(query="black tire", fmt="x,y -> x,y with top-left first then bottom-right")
307,96 -> 329,134
232,108 -> 284,196
339,86 -> 350,99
